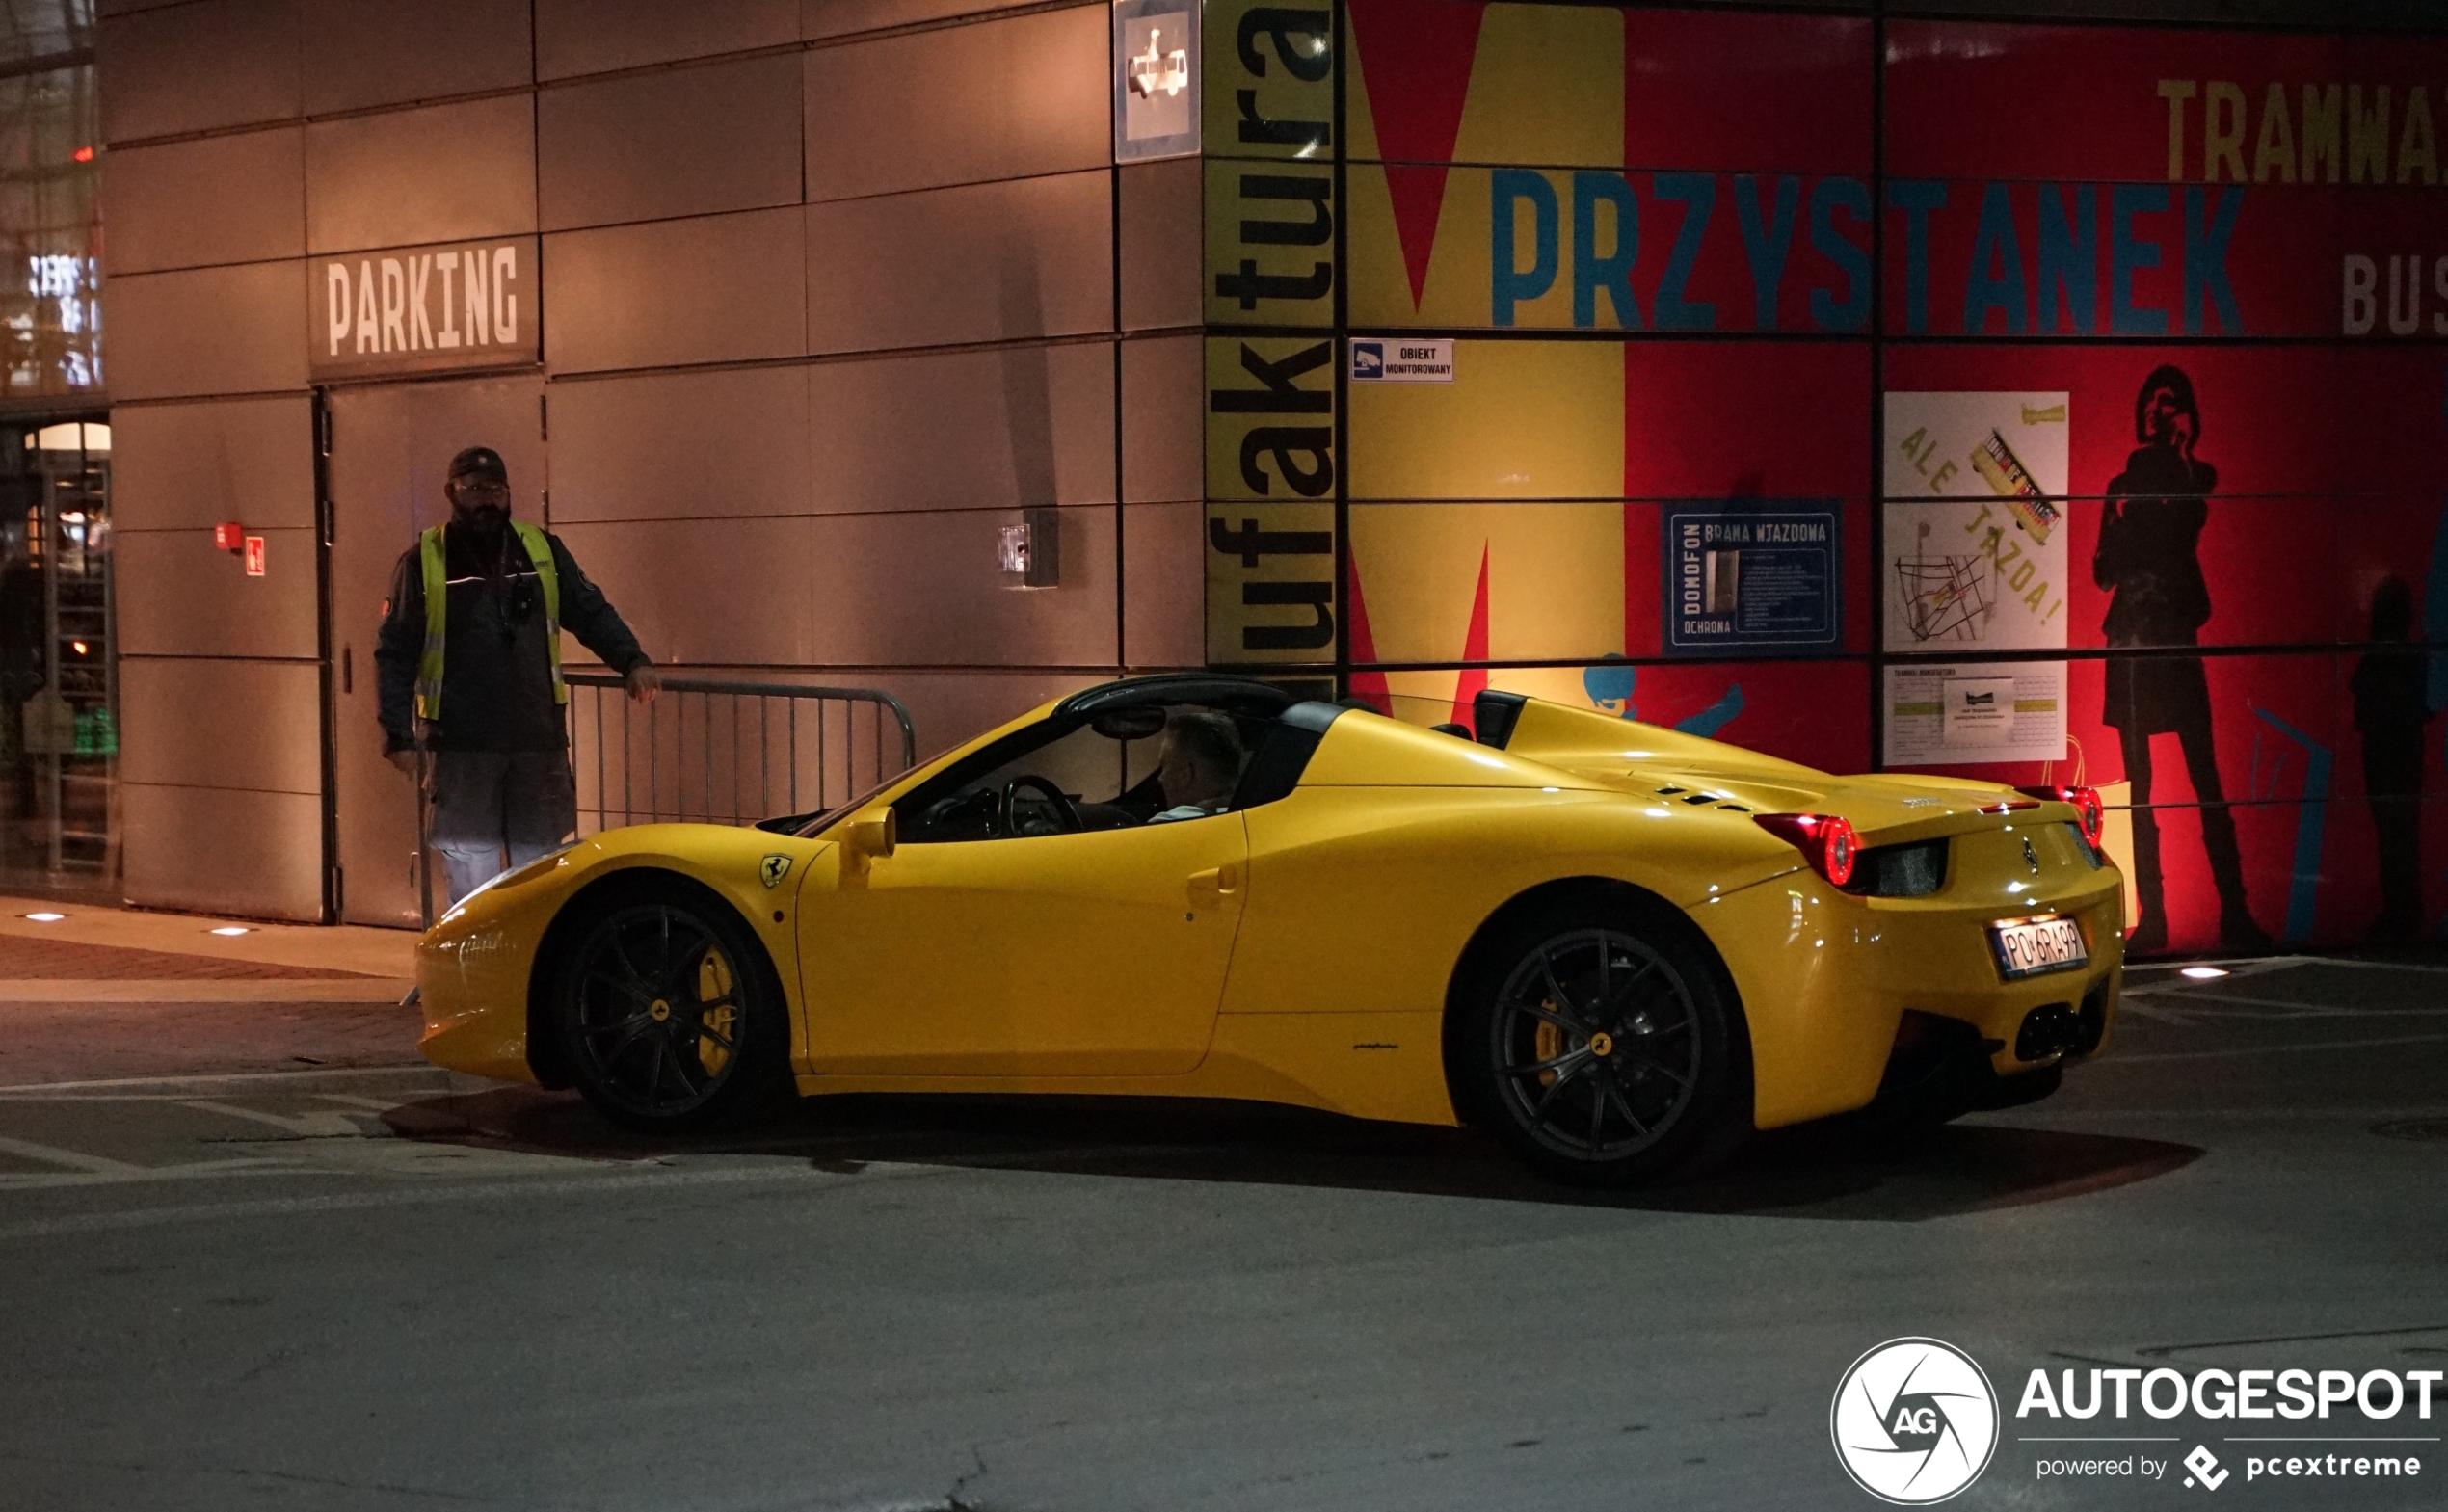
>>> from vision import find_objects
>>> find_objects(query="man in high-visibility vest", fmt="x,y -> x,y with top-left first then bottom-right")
374,446 -> 659,904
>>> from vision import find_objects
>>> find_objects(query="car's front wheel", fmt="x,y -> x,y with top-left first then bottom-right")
553,880 -> 789,1132
1452,904 -> 1749,1185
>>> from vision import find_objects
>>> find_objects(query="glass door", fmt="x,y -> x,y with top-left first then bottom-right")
0,417 -> 114,893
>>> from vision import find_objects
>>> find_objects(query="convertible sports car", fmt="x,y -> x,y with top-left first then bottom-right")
416,674 -> 2124,1184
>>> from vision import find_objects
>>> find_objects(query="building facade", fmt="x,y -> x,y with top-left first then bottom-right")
98,0 -> 1207,926
2,5 -> 110,899
91,0 -> 2448,952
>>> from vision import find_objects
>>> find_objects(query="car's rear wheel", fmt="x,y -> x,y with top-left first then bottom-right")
1453,905 -> 1748,1185
554,881 -> 789,1132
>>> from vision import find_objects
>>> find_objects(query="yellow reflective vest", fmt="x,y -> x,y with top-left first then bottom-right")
412,520 -> 566,722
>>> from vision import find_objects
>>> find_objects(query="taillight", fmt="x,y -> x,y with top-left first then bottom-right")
1754,812 -> 1861,888
2017,784 -> 2105,848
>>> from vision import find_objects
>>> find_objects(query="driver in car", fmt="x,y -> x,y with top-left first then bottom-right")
1146,711 -> 1243,824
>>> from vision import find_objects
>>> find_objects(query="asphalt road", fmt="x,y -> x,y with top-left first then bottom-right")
1,956 -> 2442,1511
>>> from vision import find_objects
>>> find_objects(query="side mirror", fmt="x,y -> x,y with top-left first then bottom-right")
843,809 -> 897,866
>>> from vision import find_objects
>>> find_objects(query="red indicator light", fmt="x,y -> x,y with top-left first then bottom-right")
2018,784 -> 2105,848
1754,812 -> 1861,888
71,146 -> 93,163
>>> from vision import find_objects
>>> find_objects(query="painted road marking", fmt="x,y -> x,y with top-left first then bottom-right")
0,978 -> 415,1002
0,1158 -> 307,1192
0,1064 -> 438,1097
180,1101 -> 374,1139
0,1160 -> 941,1241
0,1134 -> 144,1174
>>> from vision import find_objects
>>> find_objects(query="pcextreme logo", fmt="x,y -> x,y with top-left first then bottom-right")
1832,1338 -> 2002,1504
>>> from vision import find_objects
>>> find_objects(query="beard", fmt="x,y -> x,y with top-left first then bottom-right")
459,503 -> 509,538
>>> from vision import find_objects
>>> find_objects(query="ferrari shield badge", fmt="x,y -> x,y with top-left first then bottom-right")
759,855 -> 792,889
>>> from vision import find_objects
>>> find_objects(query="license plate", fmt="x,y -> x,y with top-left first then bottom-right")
1988,915 -> 2088,980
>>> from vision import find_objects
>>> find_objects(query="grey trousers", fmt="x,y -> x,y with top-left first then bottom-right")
430,749 -> 577,903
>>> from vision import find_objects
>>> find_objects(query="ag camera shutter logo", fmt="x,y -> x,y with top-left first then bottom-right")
1831,1338 -> 2000,1503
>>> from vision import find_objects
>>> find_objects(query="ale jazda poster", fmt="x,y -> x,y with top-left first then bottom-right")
1882,391 -> 2070,655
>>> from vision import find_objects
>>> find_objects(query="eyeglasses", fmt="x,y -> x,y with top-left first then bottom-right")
452,478 -> 510,499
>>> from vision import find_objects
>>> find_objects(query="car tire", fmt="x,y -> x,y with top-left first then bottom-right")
552,877 -> 791,1133
1450,901 -> 1750,1186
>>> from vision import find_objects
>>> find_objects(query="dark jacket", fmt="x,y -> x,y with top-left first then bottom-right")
2093,443 -> 2215,646
374,524 -> 648,754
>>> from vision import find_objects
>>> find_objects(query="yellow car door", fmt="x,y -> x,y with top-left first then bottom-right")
799,810 -> 1250,1078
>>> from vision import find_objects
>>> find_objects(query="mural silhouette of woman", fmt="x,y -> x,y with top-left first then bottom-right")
2092,365 -> 2269,952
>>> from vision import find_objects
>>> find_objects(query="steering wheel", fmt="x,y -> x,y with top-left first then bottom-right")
918,786 -> 999,840
999,776 -> 1081,837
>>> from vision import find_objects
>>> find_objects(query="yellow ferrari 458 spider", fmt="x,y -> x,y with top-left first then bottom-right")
417,674 -> 2124,1184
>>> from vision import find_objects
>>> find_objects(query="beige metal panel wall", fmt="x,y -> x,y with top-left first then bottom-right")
1118,332 -> 1208,671
301,0 -> 534,116
109,396 -> 315,531
90,0 -> 1160,927
100,128 -> 305,276
1124,502 -> 1202,669
849,669 -> 1104,764
805,505 -> 1118,667
802,0 -> 1052,42
108,379 -> 323,917
110,393 -> 325,919
557,506 -> 1119,670
97,0 -> 301,144
803,6 -> 1106,202
552,517 -> 815,667
538,54 -> 804,231
1121,334 -> 1198,505
537,0 -> 798,80
806,172 -> 1111,355
121,784 -> 326,920
1120,157 -> 1200,332
806,341 -> 1115,516
115,528 -> 320,659
104,261 -> 308,401
306,95 -> 539,255
117,658 -> 322,794
546,367 -> 812,523
545,207 -> 808,373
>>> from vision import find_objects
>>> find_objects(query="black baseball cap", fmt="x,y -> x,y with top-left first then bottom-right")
447,445 -> 508,484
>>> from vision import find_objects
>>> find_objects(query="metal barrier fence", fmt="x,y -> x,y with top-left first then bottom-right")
415,673 -> 918,927
563,670 -> 917,833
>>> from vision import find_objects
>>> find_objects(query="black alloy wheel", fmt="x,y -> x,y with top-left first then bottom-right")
1456,908 -> 1747,1185
558,887 -> 786,1131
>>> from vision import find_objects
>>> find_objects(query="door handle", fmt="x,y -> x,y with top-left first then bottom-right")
1186,862 -> 1243,909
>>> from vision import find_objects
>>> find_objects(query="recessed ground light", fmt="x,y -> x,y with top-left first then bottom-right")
2179,965 -> 2230,980
24,911 -> 66,922
208,926 -> 251,937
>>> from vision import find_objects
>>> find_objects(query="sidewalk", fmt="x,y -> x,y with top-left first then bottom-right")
0,893 -> 415,981
0,895 -> 424,1085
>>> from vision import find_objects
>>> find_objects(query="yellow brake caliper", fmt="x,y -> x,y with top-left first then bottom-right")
696,948 -> 736,1076
1535,1009 -> 1561,1088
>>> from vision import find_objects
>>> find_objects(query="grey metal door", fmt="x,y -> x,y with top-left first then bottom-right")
324,378 -> 544,926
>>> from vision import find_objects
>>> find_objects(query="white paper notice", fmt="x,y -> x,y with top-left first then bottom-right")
1885,662 -> 2066,765
1882,392 -> 2070,654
